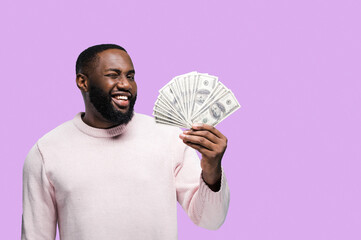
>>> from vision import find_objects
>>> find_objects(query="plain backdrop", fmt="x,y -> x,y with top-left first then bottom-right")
1,0 -> 360,239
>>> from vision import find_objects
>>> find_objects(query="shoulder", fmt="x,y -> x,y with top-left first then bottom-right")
24,117 -> 76,165
36,117 -> 78,150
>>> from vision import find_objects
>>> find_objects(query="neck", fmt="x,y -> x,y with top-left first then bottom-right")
82,112 -> 122,129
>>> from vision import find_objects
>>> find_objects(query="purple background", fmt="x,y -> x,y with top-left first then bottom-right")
1,0 -> 360,239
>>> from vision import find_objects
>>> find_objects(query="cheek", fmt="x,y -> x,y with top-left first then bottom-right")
92,79 -> 112,91
131,82 -> 138,93
132,82 -> 138,91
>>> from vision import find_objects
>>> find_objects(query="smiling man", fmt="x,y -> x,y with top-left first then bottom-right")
77,46 -> 137,128
22,44 -> 230,240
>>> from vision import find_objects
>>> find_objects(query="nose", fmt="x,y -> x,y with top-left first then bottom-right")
116,75 -> 131,90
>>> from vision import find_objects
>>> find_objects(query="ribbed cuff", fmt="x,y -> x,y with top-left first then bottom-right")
198,168 -> 227,204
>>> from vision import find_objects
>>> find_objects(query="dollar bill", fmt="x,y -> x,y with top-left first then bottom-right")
153,99 -> 185,124
191,91 -> 240,126
190,73 -> 218,118
153,71 -> 240,128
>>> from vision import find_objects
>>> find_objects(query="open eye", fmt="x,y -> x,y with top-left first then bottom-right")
127,75 -> 135,81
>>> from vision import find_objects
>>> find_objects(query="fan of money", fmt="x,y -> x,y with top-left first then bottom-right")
153,71 -> 241,128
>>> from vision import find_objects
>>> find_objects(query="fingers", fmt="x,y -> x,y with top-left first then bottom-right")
182,141 -> 213,156
182,129 -> 219,144
180,132 -> 216,151
191,123 -> 227,141
180,124 -> 228,165
180,123 -> 228,150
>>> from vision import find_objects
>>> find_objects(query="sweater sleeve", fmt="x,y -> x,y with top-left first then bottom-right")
22,143 -> 57,240
175,145 -> 230,230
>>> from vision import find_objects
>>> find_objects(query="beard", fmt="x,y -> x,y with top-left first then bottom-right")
88,84 -> 137,126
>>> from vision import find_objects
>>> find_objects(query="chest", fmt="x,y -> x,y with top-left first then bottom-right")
46,137 -> 176,206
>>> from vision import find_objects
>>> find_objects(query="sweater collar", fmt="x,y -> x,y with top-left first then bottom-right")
72,112 -> 132,138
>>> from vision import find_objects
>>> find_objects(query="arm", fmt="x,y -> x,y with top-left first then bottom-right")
176,124 -> 230,230
22,143 -> 57,240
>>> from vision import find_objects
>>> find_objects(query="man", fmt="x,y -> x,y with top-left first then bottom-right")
22,44 -> 230,240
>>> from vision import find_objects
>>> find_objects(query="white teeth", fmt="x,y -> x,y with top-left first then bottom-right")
115,95 -> 128,100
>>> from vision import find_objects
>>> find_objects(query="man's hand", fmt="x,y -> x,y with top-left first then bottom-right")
179,123 -> 227,190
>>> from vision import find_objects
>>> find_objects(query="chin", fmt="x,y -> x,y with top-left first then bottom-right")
110,100 -> 136,124
107,109 -> 134,125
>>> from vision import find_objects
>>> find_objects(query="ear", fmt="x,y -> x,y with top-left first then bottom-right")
76,73 -> 89,92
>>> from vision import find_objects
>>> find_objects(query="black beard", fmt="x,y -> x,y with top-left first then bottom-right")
88,84 -> 136,126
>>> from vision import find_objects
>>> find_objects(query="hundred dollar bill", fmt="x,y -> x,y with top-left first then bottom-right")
190,73 -> 219,118
172,71 -> 196,117
153,99 -> 185,124
156,95 -> 185,122
154,113 -> 189,128
158,82 -> 189,124
155,117 -> 189,128
192,91 -> 241,126
191,81 -> 229,120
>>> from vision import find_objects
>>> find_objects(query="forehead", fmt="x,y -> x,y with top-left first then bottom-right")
96,49 -> 134,70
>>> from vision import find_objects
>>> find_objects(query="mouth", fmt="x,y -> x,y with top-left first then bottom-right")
111,92 -> 131,109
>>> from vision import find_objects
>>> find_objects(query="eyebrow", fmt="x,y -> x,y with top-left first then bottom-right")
105,68 -> 135,74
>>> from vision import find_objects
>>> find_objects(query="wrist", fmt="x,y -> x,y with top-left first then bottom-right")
201,166 -> 222,189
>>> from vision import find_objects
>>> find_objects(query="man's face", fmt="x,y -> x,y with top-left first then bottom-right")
87,49 -> 137,125
211,103 -> 222,119
195,93 -> 208,105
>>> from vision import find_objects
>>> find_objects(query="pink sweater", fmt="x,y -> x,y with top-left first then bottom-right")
22,112 -> 230,240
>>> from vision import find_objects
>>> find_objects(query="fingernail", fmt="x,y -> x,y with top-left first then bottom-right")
183,130 -> 190,134
179,133 -> 185,139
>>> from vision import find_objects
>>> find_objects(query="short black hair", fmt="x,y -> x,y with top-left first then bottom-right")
75,44 -> 127,74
